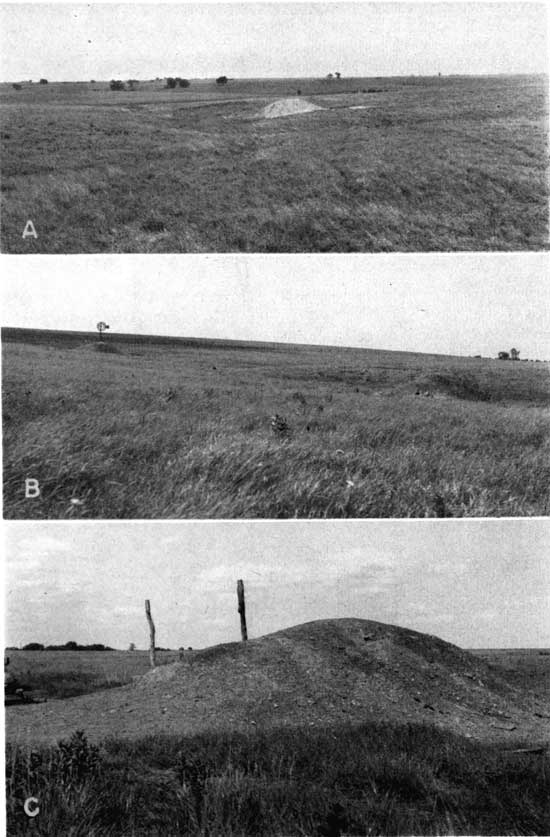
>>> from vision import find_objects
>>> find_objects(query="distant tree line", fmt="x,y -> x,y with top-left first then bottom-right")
21,641 -> 113,651
166,77 -> 191,89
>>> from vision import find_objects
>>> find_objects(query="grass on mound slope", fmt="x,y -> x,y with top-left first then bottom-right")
3,337 -> 549,518
6,724 -> 550,835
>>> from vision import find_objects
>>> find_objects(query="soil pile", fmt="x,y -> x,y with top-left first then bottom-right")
259,98 -> 324,119
6,619 -> 549,746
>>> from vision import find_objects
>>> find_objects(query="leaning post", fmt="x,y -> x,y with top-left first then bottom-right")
145,599 -> 156,668
237,579 -> 248,641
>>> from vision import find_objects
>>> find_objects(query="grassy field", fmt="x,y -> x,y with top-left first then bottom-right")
6,724 -> 549,835
5,649 -> 180,700
1,73 -> 547,252
3,329 -> 549,518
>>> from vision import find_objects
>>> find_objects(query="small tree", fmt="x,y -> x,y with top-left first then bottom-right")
178,78 -> 191,88
326,73 -> 333,80
128,642 -> 136,651
39,78 -> 48,84
216,75 -> 228,85
510,347 -> 520,361
96,321 -> 110,340
166,77 -> 177,88
335,71 -> 341,79
12,83 -> 22,91
127,79 -> 139,91
109,80 -> 125,91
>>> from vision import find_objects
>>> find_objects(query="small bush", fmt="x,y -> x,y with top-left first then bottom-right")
39,78 -> 48,85
178,78 -> 191,88
12,83 -> 21,91
216,75 -> 228,85
166,77 -> 177,89
109,80 -> 125,91
94,341 -> 120,354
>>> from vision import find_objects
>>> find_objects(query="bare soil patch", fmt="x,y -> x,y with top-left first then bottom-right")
259,97 -> 324,119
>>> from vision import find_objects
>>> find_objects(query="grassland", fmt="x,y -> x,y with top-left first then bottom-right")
3,329 -> 549,518
1,74 -> 547,252
6,723 -> 550,835
5,649 -> 180,700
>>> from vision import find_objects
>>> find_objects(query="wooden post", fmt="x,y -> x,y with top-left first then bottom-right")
145,599 -> 156,668
237,579 -> 248,641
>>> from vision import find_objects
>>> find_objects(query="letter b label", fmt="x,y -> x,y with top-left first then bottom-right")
25,479 -> 40,498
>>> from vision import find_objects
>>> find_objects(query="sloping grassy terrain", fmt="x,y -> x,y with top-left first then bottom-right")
6,724 -> 550,836
1,74 -> 547,252
3,331 -> 549,518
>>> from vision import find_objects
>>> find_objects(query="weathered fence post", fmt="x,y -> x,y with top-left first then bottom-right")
237,579 -> 248,641
145,599 -> 156,668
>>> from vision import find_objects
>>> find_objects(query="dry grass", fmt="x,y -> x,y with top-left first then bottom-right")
3,330 -> 550,518
1,74 -> 547,252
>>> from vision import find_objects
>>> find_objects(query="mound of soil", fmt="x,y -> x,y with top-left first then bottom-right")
415,370 -> 488,400
259,98 -> 324,119
6,620 -> 549,747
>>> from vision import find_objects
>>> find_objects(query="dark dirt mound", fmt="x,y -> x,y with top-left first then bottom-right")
415,370 -> 489,400
6,619 -> 549,747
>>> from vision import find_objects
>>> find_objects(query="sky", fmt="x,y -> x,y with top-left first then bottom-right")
4,519 -> 549,649
2,253 -> 549,358
0,2 -> 547,81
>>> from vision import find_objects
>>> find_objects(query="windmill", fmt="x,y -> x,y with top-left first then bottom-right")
96,321 -> 110,341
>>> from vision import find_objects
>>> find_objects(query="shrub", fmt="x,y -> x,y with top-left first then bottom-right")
178,78 -> 191,88
216,75 -> 228,85
166,77 -> 177,89
12,83 -> 21,91
109,79 -> 125,91
22,642 -> 44,651
39,78 -> 48,84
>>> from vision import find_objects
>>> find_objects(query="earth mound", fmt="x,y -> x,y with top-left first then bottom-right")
259,98 -> 324,119
415,370 -> 488,400
6,619 -> 549,746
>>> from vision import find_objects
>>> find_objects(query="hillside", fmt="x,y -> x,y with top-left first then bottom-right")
3,333 -> 549,518
7,619 -> 550,747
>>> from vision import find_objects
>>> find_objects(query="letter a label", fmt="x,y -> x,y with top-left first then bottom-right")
22,220 -> 37,239
25,478 -> 40,498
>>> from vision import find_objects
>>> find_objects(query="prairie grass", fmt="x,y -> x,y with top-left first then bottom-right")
3,333 -> 549,518
4,650 -> 179,700
5,724 -> 550,835
1,74 -> 547,252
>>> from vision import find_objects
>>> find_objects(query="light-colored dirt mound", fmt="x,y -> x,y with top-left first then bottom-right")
6,619 -> 549,747
259,98 -> 324,119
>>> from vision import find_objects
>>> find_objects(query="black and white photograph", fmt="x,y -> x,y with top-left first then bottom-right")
4,519 -> 550,834
0,2 -> 547,253
2,254 -> 549,519
2,0 -> 549,832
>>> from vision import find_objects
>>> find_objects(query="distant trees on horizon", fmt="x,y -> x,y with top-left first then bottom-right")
20,641 -> 114,651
